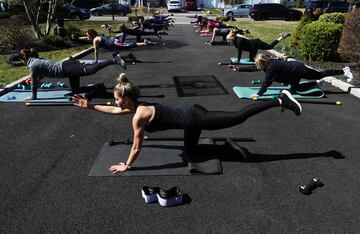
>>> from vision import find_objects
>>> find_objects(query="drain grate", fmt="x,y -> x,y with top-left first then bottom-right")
173,75 -> 228,97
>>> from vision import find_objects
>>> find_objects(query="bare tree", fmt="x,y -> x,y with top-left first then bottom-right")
22,0 -> 44,39
45,0 -> 58,35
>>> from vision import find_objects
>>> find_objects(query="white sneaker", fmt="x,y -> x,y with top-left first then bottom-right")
316,78 -> 325,87
343,66 -> 353,83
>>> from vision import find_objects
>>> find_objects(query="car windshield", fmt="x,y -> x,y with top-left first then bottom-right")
170,1 -> 180,3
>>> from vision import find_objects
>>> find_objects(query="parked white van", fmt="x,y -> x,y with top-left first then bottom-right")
167,0 -> 182,11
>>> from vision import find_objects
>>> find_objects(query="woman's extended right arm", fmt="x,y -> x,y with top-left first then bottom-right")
93,37 -> 101,62
73,95 -> 129,115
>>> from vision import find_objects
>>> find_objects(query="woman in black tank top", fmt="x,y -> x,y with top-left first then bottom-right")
226,31 -> 291,62
74,73 -> 302,174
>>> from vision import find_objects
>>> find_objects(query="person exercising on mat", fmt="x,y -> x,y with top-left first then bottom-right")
79,29 -> 148,63
252,53 -> 354,98
74,73 -> 303,174
19,48 -> 125,100
208,27 -> 250,46
226,32 -> 291,62
109,23 -> 162,42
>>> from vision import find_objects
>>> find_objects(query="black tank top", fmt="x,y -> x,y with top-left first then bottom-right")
234,37 -> 253,51
139,102 -> 196,132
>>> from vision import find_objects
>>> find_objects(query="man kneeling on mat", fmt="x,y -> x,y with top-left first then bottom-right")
19,48 -> 126,100
74,73 -> 302,174
252,53 -> 354,99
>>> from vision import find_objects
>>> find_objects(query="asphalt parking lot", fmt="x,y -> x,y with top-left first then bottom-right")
1,24 -> 360,233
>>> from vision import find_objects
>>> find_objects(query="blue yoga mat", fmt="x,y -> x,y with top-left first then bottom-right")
230,57 -> 255,65
0,89 -> 72,102
233,86 -> 324,99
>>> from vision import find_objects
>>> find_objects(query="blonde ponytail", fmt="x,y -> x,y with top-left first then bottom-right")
114,73 -> 140,100
117,73 -> 129,83
255,53 -> 271,71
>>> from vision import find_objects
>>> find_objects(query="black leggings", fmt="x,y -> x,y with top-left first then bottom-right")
289,66 -> 343,91
184,99 -> 280,154
125,29 -> 158,42
238,39 -> 280,62
61,59 -> 113,94
31,59 -> 113,98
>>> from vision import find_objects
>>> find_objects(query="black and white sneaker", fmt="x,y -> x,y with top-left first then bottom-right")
114,54 -> 126,70
279,32 -> 291,39
279,90 -> 302,116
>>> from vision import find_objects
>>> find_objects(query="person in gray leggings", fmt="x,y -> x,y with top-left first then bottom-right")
19,48 -> 125,100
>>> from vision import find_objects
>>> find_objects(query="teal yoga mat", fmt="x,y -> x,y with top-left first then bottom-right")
0,89 -> 72,102
230,57 -> 255,65
233,86 -> 325,99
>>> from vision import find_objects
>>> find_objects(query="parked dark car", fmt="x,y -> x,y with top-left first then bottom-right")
184,0 -> 197,10
90,3 -> 131,16
306,0 -> 350,13
249,3 -> 303,21
57,4 -> 91,20
70,0 -> 102,9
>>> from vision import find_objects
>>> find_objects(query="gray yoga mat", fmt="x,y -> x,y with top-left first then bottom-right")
88,140 -> 223,176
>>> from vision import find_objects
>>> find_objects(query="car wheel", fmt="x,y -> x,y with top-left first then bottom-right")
227,12 -> 234,17
71,14 -> 80,20
287,15 -> 297,21
93,11 -> 100,16
119,11 -> 127,16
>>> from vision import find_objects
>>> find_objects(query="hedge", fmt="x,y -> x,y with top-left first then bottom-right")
300,21 -> 343,60
318,12 -> 346,24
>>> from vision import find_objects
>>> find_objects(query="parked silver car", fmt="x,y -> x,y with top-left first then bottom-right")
223,4 -> 252,17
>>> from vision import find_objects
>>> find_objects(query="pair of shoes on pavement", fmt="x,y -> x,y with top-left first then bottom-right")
127,52 -> 140,63
113,54 -> 126,70
343,66 -> 353,83
279,90 -> 302,116
141,186 -> 183,207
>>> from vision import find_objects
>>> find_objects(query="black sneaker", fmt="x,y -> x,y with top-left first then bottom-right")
127,52 -> 139,62
279,32 -> 291,39
114,54 -> 126,70
279,90 -> 302,116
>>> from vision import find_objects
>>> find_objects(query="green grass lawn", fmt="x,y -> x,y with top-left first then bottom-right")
202,8 -> 224,15
0,45 -> 90,85
0,19 -> 298,85
227,20 -> 299,49
0,20 -> 122,85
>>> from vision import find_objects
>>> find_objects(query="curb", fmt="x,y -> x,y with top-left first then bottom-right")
0,47 -> 94,97
268,49 -> 360,99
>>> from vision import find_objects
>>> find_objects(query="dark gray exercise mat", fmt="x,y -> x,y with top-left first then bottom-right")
88,140 -> 223,176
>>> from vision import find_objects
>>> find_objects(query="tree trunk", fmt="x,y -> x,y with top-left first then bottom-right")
45,0 -> 58,35
23,0 -> 42,39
